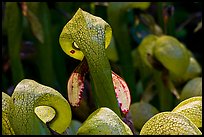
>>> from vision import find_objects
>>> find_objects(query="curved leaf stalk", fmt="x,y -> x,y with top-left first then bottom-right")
51,21 -> 69,98
154,70 -> 173,111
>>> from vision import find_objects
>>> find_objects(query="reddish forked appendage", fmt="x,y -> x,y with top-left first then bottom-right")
67,59 -> 88,107
67,60 -> 131,115
112,71 -> 131,115
68,72 -> 85,106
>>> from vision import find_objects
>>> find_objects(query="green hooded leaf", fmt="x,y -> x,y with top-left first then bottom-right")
140,112 -> 201,135
77,107 -> 133,135
172,96 -> 202,128
59,8 -> 121,116
2,79 -> 72,135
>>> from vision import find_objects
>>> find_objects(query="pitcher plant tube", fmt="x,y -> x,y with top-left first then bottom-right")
59,8 -> 131,117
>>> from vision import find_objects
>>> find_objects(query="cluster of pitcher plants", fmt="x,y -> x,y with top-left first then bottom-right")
2,2 -> 202,135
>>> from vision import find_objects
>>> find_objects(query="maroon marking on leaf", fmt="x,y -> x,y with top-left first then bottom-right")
70,50 -> 75,54
112,71 -> 131,115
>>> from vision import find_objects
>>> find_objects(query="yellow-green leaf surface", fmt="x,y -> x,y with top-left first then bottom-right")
2,92 -> 15,135
59,8 -> 121,116
138,34 -> 158,68
59,8 -> 112,61
153,35 -> 190,76
140,112 -> 201,135
180,77 -> 202,101
172,96 -> 202,128
105,37 -> 119,62
129,101 -> 159,130
77,107 -> 133,135
2,79 -> 72,135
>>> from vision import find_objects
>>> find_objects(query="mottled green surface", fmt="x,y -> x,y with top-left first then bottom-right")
59,8 -> 120,116
2,79 -> 72,135
2,92 -> 15,135
77,107 -> 133,135
140,112 -> 201,135
172,96 -> 202,128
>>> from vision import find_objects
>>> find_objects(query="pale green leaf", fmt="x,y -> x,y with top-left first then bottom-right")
153,35 -> 190,76
180,77 -> 202,100
130,101 -> 159,130
182,57 -> 202,81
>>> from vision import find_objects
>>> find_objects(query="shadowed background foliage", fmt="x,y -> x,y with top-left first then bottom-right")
2,2 -> 202,123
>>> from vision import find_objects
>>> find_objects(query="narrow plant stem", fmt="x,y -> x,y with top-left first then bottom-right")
165,2 -> 175,36
36,3 -> 57,87
107,5 -> 137,102
85,50 -> 122,118
51,22 -> 68,97
157,2 -> 175,36
6,2 -> 24,85
157,2 -> 165,34
154,70 -> 173,111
